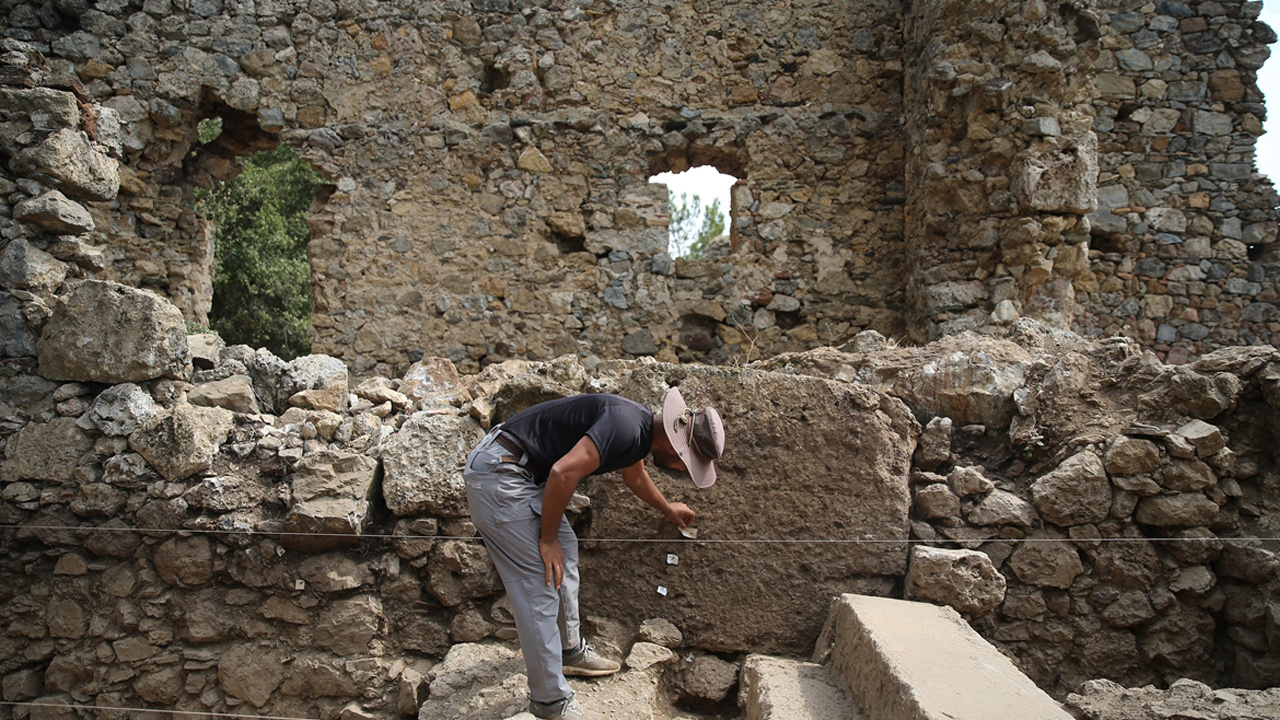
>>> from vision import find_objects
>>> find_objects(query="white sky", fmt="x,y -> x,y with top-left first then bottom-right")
1257,5 -> 1280,182
649,165 -> 736,251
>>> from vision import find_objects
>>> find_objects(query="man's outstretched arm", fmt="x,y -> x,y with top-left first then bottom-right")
621,461 -> 695,529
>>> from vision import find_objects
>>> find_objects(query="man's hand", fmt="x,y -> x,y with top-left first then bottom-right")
540,536 -> 565,588
665,502 -> 695,529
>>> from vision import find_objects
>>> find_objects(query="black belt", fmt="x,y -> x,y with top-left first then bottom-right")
494,432 -> 543,478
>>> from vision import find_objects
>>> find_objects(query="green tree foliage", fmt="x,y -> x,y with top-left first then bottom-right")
667,191 -> 726,259
196,144 -> 322,360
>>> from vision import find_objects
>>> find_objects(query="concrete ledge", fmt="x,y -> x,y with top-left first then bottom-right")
740,655 -> 862,720
830,594 -> 1073,720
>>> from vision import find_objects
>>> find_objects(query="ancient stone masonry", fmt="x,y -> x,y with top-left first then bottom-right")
1,0 -> 1275,377
5,276 -> 1280,718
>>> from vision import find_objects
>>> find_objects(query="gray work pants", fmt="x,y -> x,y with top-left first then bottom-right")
464,427 -> 581,704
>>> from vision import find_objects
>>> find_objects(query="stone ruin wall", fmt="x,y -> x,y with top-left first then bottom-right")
3,0 -> 1279,377
6,0 -> 1280,718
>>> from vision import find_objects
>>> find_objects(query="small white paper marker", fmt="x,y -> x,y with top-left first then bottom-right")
657,585 -> 668,596
666,553 -> 679,565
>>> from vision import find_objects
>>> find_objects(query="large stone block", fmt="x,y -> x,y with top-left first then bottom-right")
382,412 -> 484,517
280,450 -> 379,551
13,128 -> 119,201
128,403 -> 235,481
1012,132 -> 1099,214
0,416 -> 92,483
0,239 -> 67,295
905,546 -> 1006,618
1030,449 -> 1110,526
581,363 -> 915,654
37,280 -> 191,383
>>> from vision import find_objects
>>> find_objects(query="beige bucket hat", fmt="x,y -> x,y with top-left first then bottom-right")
661,387 -> 725,488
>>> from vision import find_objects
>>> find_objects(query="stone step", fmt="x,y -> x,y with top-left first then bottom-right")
828,594 -> 1074,720
739,654 -> 863,720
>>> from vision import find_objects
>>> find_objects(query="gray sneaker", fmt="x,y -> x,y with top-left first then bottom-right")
528,694 -> 585,720
562,642 -> 621,677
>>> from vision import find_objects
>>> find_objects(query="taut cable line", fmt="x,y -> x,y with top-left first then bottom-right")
0,700 -> 325,720
1,524 -> 1274,545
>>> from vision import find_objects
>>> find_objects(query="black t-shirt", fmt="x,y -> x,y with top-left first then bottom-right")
499,394 -> 653,482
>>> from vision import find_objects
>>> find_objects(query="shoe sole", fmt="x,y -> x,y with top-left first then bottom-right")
563,666 -> 620,677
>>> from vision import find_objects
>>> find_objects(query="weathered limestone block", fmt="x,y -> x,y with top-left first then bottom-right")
416,643 -> 524,720
1031,450 -> 1110,526
128,403 -> 235,481
584,363 -> 915,655
132,666 -> 183,704
676,653 -> 739,703
152,535 -> 213,586
1009,539 -> 1084,589
1105,436 -> 1161,475
627,642 -> 678,671
13,128 -> 120,201
0,292 -> 37,357
38,281 -> 191,383
966,489 -> 1037,528
188,374 -> 259,414
914,415 -> 953,471
914,483 -> 960,519
1135,493 -> 1219,528
280,450 -> 379,552
299,553 -> 375,592
1141,603 -> 1215,671
14,190 -> 94,234
83,383 -> 159,436
1216,541 -> 1278,584
638,617 -> 683,648
218,645 -> 284,707
315,595 -> 382,655
0,416 -> 92,482
187,333 -> 224,369
906,546 -> 1006,617
0,239 -> 66,295
0,87 -> 80,129
69,483 -> 126,517
1156,459 -> 1217,492
1012,132 -> 1099,214
399,356 -> 472,407
427,540 -> 501,607
284,354 -> 349,412
1175,419 -> 1225,458
949,465 -> 994,497
381,412 -> 484,517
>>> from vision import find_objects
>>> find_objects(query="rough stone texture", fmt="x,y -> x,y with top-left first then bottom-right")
830,594 -> 1072,720
0,416 -> 92,483
1030,450 -> 1111,526
37,281 -> 191,383
128,403 -> 235,481
381,412 -> 485,518
739,654 -> 861,720
905,546 -> 1006,618
189,375 -> 260,414
83,383 -> 159,436
280,450 -> 380,552
1,0 -> 1270,379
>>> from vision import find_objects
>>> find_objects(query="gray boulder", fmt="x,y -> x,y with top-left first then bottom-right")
1031,450 -> 1110,526
284,354 -> 349,412
13,128 -> 120,201
129,403 -> 235,481
83,383 -> 159,436
0,293 -> 37,357
280,450 -> 379,552
381,412 -> 484,517
14,190 -> 94,234
0,238 -> 67,295
905,545 -> 1007,617
0,416 -> 93,482
38,280 -> 191,383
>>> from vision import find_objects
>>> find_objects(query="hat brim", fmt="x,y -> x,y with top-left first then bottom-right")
662,387 -> 717,488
